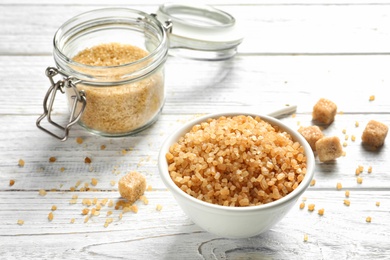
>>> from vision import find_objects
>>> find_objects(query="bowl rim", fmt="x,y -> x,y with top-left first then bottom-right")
158,112 -> 315,213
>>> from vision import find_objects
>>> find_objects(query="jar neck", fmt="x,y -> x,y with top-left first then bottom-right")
53,8 -> 169,85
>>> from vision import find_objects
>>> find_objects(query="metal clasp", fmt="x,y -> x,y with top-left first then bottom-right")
164,20 -> 173,34
36,67 -> 86,141
147,13 -> 173,34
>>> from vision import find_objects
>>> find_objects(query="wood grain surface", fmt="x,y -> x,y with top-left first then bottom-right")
1,1 -> 389,259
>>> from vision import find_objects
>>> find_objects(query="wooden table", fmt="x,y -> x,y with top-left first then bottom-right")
1,1 -> 390,259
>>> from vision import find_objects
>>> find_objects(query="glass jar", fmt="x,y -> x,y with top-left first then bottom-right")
37,5 -> 243,141
37,8 -> 171,140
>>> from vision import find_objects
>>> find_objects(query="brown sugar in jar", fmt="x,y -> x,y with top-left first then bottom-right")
39,8 -> 171,139
70,43 -> 164,135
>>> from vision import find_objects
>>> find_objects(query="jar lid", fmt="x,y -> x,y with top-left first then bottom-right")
156,3 -> 244,60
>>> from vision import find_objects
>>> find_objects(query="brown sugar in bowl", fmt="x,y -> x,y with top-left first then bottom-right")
158,112 -> 315,238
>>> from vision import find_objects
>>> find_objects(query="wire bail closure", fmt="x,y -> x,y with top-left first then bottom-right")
36,67 -> 86,141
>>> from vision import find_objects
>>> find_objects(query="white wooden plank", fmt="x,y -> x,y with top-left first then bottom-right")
1,55 -> 390,116
0,190 -> 389,259
2,0 -> 390,5
1,4 -> 390,54
0,112 -> 389,192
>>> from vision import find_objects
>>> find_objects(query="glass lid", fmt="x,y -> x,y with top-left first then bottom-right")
156,3 -> 244,60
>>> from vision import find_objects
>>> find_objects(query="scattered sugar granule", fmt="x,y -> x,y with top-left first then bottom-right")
17,219 -> 24,225
122,206 -> 131,213
91,178 -> 98,186
357,177 -> 363,184
84,157 -> 92,164
131,205 -> 138,213
355,121 -> 359,127
368,166 -> 373,173
49,157 -> 56,163
344,199 -> 351,206
299,202 -> 305,209
342,129 -> 347,134
355,167 -> 362,175
100,198 -> 108,206
336,183 -> 342,190
376,201 -> 380,207
115,201 -> 125,210
100,145 -> 106,150
70,218 -> 75,224
156,204 -> 163,211
345,190 -> 350,197
310,179 -> 316,186
39,189 -> 47,196
91,208 -> 100,216
118,212 -> 123,220
60,167 -> 65,172
18,159 -> 25,167
121,149 -> 127,155
48,212 -> 54,221
366,216 -> 372,223
81,208 -> 90,215
140,195 -> 149,205
69,194 -> 78,204
108,199 -> 114,208
303,234 -> 308,242
51,205 -> 57,211
81,198 -> 92,207
147,185 -> 153,192
308,204 -> 315,211
104,218 -> 114,228
9,180 -> 15,186
110,180 -> 116,186
318,208 -> 325,216
351,135 -> 356,142
84,216 -> 89,223
369,95 -> 375,101
343,142 -> 348,147
106,211 -> 113,216
76,137 -> 83,144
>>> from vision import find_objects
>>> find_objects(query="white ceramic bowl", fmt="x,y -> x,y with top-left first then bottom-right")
158,112 -> 315,238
